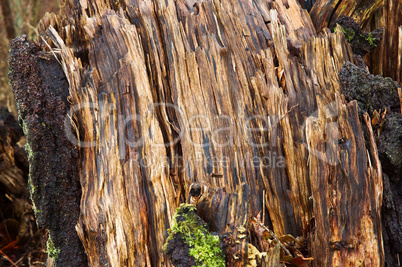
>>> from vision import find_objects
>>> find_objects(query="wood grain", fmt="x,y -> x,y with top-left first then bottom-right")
7,0 -> 384,265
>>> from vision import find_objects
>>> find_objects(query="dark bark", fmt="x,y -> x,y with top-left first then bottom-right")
333,15 -> 383,57
7,36 -> 87,266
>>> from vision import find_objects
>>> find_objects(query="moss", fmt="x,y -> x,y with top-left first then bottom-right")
341,27 -> 355,42
363,33 -> 377,47
27,176 -> 35,195
164,204 -> 225,267
46,233 -> 60,260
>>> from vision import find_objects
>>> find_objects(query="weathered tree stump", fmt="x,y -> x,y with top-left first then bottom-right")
7,0 -> 391,266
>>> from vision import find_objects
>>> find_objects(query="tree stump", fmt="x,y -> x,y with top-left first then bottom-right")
8,0 -> 388,266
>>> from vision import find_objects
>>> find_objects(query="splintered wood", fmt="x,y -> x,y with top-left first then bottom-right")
310,0 -> 383,31
32,0 -> 383,266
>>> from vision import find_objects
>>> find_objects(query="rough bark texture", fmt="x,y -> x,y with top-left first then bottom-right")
7,36 -> 87,266
7,0 -> 388,266
339,62 -> 402,267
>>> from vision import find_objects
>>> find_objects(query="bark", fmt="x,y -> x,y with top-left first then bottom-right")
8,0 -> 387,266
7,36 -> 87,266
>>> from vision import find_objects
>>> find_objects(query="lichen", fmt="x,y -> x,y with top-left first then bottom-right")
164,204 -> 225,267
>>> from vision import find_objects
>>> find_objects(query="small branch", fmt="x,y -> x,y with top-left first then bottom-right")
0,250 -> 19,267
398,88 -> 402,115
251,217 -> 292,257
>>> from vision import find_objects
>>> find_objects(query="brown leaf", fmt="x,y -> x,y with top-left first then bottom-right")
293,256 -> 314,266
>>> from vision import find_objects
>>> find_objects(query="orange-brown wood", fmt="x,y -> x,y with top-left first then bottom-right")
7,0 -> 386,266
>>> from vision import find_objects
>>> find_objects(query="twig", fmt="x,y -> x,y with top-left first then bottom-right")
262,191 -> 265,224
398,88 -> 402,116
40,35 -> 63,66
251,217 -> 292,257
0,250 -> 19,267
67,114 -> 80,142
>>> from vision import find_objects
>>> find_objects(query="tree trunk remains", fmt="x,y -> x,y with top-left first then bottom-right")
309,1 -> 402,265
8,0 -> 386,266
310,0 -> 402,86
310,0 -> 383,32
365,0 -> 402,85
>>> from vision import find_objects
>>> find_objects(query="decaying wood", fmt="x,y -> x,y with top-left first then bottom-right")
0,108 -> 48,265
367,0 -> 402,85
310,1 -> 402,265
310,0 -> 383,32
7,0 -> 388,266
310,0 -> 402,86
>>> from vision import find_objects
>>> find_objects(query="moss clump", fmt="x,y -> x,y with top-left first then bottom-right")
46,233 -> 60,260
341,27 -> 355,42
164,204 -> 225,267
363,32 -> 377,47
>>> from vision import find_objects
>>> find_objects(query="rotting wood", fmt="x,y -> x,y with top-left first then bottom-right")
308,0 -> 402,265
310,0 -> 384,33
7,0 -> 387,266
310,0 -> 402,86
366,0 -> 402,85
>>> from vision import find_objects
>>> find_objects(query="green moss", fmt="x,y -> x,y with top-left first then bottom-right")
341,27 -> 355,42
363,33 -> 377,47
46,233 -> 60,260
164,204 -> 225,267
